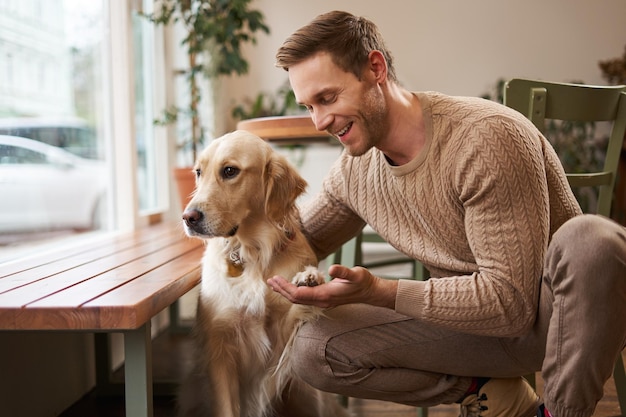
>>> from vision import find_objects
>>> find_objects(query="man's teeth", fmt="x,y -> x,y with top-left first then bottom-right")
336,122 -> 352,137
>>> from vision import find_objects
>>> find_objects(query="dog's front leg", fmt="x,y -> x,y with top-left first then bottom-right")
208,361 -> 240,417
194,300 -> 242,417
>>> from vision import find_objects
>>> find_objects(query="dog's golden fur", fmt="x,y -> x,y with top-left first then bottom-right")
181,131 -> 349,417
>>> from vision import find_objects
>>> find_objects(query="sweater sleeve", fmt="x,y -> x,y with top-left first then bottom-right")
395,113 -> 553,337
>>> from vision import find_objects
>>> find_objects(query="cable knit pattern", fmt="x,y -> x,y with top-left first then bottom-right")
301,91 -> 582,337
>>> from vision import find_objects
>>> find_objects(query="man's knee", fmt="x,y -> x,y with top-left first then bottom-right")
291,319 -> 363,394
290,321 -> 336,391
549,214 -> 626,265
546,214 -> 626,288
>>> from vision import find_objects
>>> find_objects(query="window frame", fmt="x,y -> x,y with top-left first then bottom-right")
108,0 -> 173,231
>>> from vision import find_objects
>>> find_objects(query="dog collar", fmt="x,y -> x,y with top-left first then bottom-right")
227,250 -> 244,277
225,228 -> 295,277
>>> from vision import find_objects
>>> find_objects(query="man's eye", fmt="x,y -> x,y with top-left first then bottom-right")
222,166 -> 240,179
320,95 -> 336,105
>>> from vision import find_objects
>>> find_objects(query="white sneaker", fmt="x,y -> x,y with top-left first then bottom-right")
458,377 -> 541,417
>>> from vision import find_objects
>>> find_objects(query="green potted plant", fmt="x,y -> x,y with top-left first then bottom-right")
231,82 -> 298,121
141,0 -> 269,207
599,45 -> 626,85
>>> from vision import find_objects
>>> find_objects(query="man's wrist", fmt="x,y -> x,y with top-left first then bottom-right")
371,276 -> 398,309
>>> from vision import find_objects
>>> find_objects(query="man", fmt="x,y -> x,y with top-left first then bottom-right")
267,10 -> 626,417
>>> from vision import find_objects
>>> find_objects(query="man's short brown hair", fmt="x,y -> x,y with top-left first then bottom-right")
275,10 -> 397,82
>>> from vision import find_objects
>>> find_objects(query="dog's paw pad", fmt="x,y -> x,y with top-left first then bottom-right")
293,266 -> 325,287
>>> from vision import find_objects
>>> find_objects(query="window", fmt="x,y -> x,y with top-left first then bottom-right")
0,0 -> 170,261
132,0 -> 168,213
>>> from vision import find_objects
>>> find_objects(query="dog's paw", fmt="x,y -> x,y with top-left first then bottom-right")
292,266 -> 325,287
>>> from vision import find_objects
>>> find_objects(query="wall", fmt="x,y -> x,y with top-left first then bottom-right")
218,0 -> 626,134
214,0 -> 626,199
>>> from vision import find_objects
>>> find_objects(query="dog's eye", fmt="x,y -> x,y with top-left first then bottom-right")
222,166 -> 239,179
194,168 -> 201,179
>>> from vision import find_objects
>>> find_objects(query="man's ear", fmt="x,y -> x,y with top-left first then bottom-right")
368,50 -> 388,83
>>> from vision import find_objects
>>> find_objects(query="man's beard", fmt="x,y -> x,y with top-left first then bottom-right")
347,87 -> 388,157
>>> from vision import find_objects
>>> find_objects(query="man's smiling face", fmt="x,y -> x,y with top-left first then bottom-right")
288,51 -> 388,156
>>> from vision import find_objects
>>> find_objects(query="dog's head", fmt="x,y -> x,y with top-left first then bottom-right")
182,130 -> 307,238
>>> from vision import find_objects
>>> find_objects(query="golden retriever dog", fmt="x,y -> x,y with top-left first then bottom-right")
180,130 -> 350,417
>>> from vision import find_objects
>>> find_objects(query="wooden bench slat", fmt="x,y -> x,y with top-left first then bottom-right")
86,246 -> 203,308
0,243 -> 203,330
26,239 -> 202,308
0,222 -> 186,278
0,225 -> 185,285
85,249 -> 203,329
0,222 -> 204,331
0,233 -> 192,297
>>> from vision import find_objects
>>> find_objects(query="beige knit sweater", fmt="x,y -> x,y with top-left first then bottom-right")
301,91 -> 582,338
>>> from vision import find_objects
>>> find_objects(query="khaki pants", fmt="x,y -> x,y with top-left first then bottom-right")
291,215 -> 626,417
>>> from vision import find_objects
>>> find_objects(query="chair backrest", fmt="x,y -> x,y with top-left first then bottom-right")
503,78 -> 626,216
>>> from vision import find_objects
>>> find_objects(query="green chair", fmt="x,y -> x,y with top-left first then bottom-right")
504,78 -> 626,413
333,227 -> 428,280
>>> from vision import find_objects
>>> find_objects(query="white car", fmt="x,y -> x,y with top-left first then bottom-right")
0,135 -> 108,233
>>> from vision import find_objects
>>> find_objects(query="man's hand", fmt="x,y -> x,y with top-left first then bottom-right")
267,264 -> 398,309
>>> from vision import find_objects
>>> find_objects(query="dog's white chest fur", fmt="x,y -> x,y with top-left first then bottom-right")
200,238 -> 281,315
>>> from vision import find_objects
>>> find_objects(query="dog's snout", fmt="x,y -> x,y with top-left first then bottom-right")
182,208 -> 204,226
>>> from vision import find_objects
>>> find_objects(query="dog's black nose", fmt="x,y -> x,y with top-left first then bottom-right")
182,208 -> 204,226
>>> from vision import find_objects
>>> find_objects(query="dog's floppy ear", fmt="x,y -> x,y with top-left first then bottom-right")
264,153 -> 307,222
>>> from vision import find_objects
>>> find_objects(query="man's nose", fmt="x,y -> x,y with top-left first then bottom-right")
312,110 -> 331,132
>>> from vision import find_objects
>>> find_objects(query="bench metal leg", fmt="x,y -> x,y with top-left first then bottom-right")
94,333 -> 112,390
124,322 -> 154,417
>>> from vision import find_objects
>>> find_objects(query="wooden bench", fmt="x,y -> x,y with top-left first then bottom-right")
0,221 -> 203,417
